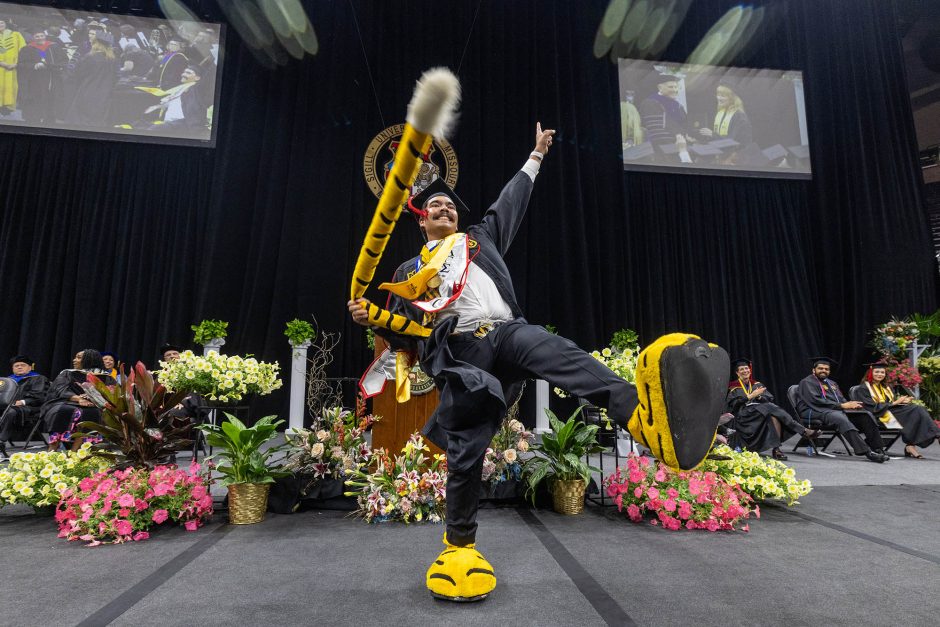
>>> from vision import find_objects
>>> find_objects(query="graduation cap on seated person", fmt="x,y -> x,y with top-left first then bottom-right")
810,356 -> 838,368
730,357 -> 752,370
159,343 -> 183,361
406,178 -> 470,222
9,354 -> 33,367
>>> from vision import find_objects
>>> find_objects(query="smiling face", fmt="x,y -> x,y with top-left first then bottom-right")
102,355 -> 115,369
32,31 -> 46,44
735,364 -> 751,380
418,194 -> 459,240
658,79 -> 679,99
72,351 -> 83,368
716,86 -> 733,108
871,367 -> 887,383
813,363 -> 831,379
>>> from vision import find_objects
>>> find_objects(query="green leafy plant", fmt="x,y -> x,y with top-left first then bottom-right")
912,310 -> 940,341
522,407 -> 605,504
284,318 -> 316,345
77,363 -> 193,469
365,327 -> 376,351
544,324 -> 558,335
192,319 -> 229,346
196,415 -> 289,485
610,328 -> 639,352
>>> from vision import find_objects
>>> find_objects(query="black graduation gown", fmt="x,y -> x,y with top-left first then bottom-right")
40,369 -> 115,433
65,52 -> 116,126
0,373 -> 50,441
726,384 -> 784,452
855,384 -> 940,448
17,42 -> 64,123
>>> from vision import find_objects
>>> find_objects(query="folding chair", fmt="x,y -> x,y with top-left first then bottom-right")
786,384 -> 852,454
848,385 -> 904,452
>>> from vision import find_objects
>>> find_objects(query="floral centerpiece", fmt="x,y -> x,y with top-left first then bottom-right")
284,405 -> 377,486
0,444 -> 112,512
871,317 -> 920,359
482,417 -> 534,486
701,445 -> 812,505
55,463 -> 213,545
604,453 -> 756,531
158,350 -> 282,403
555,329 -> 639,399
345,434 -> 446,523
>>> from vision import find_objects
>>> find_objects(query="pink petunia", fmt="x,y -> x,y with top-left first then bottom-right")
628,469 -> 645,483
117,493 -> 135,507
634,486 -> 644,498
132,531 -> 150,541
152,509 -> 169,524
184,520 -> 199,531
667,488 -> 679,499
191,485 -> 207,500
654,468 -> 666,482
663,498 -> 677,512
134,498 -> 149,511
677,501 -> 692,520
626,504 -> 641,521
152,483 -> 171,496
118,508 -> 131,518
114,519 -> 133,536
79,478 -> 97,492
646,486 -> 660,500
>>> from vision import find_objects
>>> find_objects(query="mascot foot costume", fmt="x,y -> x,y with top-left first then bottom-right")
426,534 -> 497,602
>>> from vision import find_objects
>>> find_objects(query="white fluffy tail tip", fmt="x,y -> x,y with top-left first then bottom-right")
406,67 -> 461,139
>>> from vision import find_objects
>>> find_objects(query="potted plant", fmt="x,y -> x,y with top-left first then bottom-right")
192,319 -> 228,350
196,414 -> 288,524
522,407 -> 605,515
78,362 -> 194,468
284,318 -> 316,347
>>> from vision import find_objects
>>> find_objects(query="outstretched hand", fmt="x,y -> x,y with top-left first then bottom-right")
535,122 -> 556,155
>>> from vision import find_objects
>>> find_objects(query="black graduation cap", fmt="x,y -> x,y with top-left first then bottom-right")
863,360 -> 889,368
810,356 -> 838,367
407,178 -> 470,220
730,357 -> 752,370
159,343 -> 183,358
9,354 -> 33,366
101,351 -> 117,358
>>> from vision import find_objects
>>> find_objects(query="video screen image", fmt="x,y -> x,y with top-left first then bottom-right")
0,2 -> 222,146
619,59 -> 811,179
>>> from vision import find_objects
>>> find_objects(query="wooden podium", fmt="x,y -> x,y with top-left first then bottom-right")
370,339 -> 444,456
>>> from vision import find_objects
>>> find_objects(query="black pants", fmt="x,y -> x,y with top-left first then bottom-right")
442,321 -> 639,545
807,409 -> 885,454
0,406 -> 34,443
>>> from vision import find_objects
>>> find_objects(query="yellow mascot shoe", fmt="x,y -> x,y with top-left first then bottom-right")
426,534 -> 496,602
627,333 -> 729,471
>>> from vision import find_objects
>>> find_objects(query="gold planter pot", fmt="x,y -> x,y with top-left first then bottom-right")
228,482 -> 270,525
552,478 -> 586,515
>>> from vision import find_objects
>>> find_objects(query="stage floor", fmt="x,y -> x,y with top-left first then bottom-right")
2,444 -> 940,626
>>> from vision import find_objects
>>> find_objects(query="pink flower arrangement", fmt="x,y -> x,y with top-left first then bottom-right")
603,454 -> 757,532
55,464 -> 213,546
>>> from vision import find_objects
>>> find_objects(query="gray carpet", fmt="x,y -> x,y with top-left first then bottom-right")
2,454 -> 940,626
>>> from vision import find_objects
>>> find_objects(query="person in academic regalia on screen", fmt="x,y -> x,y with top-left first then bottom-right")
726,358 -> 818,460
17,30 -> 65,124
0,18 -> 26,114
150,38 -> 189,90
65,31 -> 116,126
855,362 -> 940,459
698,81 -> 755,165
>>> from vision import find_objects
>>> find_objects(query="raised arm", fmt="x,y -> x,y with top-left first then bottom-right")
477,123 -> 555,255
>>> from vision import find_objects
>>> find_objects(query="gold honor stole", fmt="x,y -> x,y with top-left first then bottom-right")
371,232 -> 469,402
865,382 -> 902,427
713,110 -> 733,136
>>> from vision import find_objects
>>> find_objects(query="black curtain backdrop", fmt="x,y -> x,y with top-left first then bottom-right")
0,0 -> 936,420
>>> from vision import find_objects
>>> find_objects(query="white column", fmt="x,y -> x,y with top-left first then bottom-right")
203,338 -> 225,357
909,341 -> 928,399
534,379 -> 550,434
289,340 -> 311,431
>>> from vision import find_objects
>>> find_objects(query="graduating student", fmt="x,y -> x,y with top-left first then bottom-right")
66,31 -> 117,126
40,349 -> 114,451
726,358 -> 818,460
795,356 -> 889,463
855,362 -> 940,459
0,355 -> 50,458
349,119 -> 727,602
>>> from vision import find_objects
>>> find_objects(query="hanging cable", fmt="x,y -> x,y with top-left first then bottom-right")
348,0 -> 385,128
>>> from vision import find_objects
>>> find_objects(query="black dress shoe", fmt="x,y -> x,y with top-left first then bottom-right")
771,448 -> 788,461
865,451 -> 887,463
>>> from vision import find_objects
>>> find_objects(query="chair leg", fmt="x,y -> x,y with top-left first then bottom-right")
21,420 -> 46,450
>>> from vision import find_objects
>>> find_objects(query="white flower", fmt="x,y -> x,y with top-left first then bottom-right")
517,439 -> 529,453
508,419 -> 523,433
503,449 -> 517,463
316,430 -> 330,442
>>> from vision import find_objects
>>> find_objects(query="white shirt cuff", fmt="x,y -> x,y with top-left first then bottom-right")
522,154 -> 542,181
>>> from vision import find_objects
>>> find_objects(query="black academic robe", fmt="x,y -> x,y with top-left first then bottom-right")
855,383 -> 940,448
0,373 -> 50,442
725,383 -> 785,452
17,42 -> 64,123
40,369 -> 115,433
377,170 -> 534,461
65,52 -> 116,126
152,51 -> 188,89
